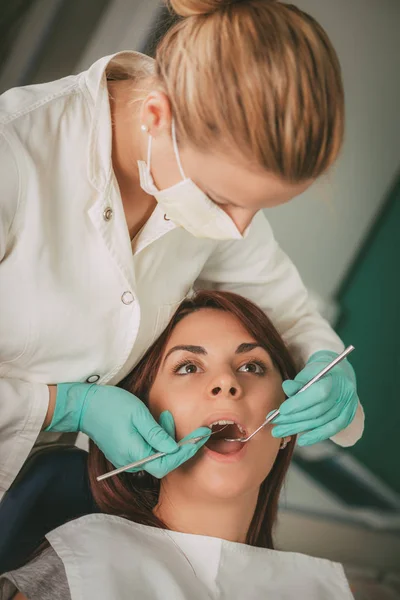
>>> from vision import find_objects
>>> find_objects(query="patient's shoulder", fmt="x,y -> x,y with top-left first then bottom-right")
0,545 -> 71,600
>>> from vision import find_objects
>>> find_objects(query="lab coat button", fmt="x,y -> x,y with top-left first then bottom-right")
86,374 -> 100,383
121,291 -> 134,305
103,207 -> 113,221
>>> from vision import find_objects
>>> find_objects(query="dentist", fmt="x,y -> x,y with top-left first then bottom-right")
0,0 -> 364,499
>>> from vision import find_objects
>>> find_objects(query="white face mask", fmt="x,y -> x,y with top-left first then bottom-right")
137,120 -> 243,240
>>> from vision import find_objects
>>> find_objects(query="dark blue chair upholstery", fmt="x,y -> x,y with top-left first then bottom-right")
0,446 -> 96,573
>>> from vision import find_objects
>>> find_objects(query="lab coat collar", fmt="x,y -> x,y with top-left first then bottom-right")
83,51 -> 154,194
83,51 -> 178,256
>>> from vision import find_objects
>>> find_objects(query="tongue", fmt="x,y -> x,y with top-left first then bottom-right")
206,438 -> 243,455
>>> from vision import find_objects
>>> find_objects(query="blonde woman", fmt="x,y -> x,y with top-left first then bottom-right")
0,0 -> 363,501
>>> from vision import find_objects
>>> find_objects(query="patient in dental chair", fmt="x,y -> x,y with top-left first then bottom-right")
0,291 -> 354,599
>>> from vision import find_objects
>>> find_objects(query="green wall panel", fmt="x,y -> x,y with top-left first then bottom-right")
335,178 -> 400,494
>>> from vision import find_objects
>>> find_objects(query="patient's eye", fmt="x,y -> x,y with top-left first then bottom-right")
238,361 -> 266,375
174,360 -> 204,375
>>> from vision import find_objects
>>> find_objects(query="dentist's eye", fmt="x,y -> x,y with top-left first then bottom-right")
173,360 -> 204,375
238,361 -> 266,375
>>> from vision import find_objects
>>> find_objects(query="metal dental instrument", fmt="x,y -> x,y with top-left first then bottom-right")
97,425 -> 229,482
224,345 -> 355,443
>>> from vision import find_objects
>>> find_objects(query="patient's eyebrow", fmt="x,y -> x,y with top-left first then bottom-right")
164,345 -> 207,362
235,343 -> 263,354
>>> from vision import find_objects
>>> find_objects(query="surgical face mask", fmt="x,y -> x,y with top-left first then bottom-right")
137,120 -> 243,240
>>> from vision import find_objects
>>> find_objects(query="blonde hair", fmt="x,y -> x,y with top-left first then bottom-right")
156,0 -> 344,182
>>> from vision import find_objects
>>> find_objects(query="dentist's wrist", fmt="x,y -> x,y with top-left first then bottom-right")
42,385 -> 57,430
45,382 -> 92,433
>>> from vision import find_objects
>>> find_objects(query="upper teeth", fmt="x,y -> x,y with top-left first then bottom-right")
208,420 -> 245,434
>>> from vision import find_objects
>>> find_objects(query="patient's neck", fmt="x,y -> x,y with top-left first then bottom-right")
154,480 -> 259,544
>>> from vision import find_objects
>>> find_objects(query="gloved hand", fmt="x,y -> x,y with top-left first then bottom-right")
272,350 -> 359,446
46,383 -> 211,478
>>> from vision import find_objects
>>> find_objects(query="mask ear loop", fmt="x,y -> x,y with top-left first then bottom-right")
171,119 -> 186,180
147,134 -> 153,173
146,120 -> 185,181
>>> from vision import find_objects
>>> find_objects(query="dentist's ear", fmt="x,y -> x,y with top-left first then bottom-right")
279,437 -> 291,450
140,90 -> 172,138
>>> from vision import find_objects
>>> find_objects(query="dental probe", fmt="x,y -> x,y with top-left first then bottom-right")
97,425 -> 228,482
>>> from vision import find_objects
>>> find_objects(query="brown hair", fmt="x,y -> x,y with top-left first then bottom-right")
89,290 -> 297,548
155,0 -> 344,182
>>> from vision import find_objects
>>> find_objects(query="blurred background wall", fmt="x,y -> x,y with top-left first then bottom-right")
1,0 -> 399,596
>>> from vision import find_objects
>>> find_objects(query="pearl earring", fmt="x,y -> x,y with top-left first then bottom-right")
141,124 -> 149,133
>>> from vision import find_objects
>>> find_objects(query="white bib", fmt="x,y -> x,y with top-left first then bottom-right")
46,514 -> 354,600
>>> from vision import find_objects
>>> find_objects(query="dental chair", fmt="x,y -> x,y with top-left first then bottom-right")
0,445 -> 96,573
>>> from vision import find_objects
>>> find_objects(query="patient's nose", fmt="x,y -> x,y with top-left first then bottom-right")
208,372 -> 242,399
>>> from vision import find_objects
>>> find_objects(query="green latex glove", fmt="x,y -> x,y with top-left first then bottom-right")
47,383 -> 211,478
272,350 -> 359,446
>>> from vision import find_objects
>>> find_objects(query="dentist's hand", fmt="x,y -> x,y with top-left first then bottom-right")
46,383 -> 211,477
272,351 -> 359,446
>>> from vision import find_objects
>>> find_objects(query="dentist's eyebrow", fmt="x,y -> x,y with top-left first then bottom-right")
163,345 -> 207,363
235,343 -> 263,354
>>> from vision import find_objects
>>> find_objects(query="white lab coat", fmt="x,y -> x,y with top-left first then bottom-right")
0,51 -> 364,497
46,514 -> 355,599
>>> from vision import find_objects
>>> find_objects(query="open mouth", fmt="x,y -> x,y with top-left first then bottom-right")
205,420 -> 245,455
